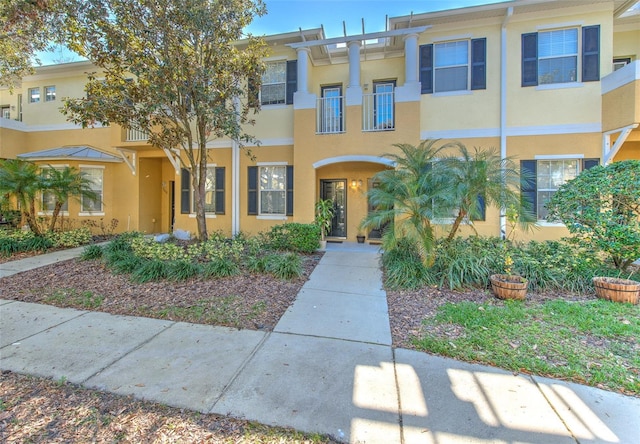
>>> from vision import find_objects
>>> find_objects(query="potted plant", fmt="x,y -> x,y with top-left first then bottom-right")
356,233 -> 366,243
592,277 -> 639,304
315,199 -> 334,249
490,252 -> 527,300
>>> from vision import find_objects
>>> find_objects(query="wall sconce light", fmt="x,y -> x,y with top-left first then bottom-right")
350,179 -> 363,190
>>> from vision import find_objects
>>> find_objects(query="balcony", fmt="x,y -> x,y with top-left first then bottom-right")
125,126 -> 148,142
362,90 -> 395,132
316,95 -> 344,134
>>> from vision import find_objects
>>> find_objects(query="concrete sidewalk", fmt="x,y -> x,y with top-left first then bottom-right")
1,243 -> 639,443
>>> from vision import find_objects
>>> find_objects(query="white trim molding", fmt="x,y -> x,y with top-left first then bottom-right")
313,155 -> 395,169
534,153 -> 584,160
507,123 -> 601,136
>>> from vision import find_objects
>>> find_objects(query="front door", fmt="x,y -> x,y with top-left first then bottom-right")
320,179 -> 346,238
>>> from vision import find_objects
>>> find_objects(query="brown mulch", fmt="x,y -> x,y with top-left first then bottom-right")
0,371 -> 338,443
0,254 -> 322,332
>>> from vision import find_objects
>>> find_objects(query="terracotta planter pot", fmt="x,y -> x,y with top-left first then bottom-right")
490,274 -> 527,300
356,235 -> 365,243
592,277 -> 639,304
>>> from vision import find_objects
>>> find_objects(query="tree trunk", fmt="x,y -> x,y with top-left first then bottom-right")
447,209 -> 467,241
26,199 -> 42,236
49,201 -> 63,231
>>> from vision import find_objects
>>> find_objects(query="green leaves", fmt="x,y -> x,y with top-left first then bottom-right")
546,160 -> 640,270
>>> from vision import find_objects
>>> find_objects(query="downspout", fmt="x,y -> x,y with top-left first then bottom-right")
500,7 -> 513,239
232,97 -> 241,236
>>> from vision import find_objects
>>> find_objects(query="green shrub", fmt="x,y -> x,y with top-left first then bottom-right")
202,257 -> 240,278
431,237 -> 500,289
382,240 -> 432,290
266,223 -> 320,253
167,260 -> 202,281
244,255 -> 268,273
131,259 -> 169,283
265,252 -> 303,280
21,235 -> 54,252
48,227 -> 92,248
80,244 -> 103,260
105,250 -> 142,275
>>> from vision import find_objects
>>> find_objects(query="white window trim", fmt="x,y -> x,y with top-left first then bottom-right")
433,39 -> 471,93
257,163 -> 287,217
28,87 -> 40,103
40,164 -> 70,214
44,85 -> 56,102
534,157 -> 583,223
261,60 -> 287,106
535,82 -> 584,91
537,27 -> 581,85
79,164 -> 104,215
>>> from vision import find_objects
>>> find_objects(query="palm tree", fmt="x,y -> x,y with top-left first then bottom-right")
0,159 -> 44,235
42,166 -> 99,231
438,144 -> 535,241
361,140 -> 454,266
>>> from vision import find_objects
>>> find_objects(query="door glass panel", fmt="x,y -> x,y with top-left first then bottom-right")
321,180 -> 346,238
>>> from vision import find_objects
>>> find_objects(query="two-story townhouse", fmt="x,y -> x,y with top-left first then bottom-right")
1,0 -> 638,241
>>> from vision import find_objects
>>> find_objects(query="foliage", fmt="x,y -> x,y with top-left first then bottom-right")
80,244 -> 103,260
131,259 -> 169,283
0,227 -> 92,256
413,299 -> 640,395
546,160 -> 640,270
202,257 -> 241,278
81,218 -> 119,236
167,260 -> 202,281
0,0 -> 65,88
46,227 -> 92,247
45,289 -> 104,309
0,159 -> 44,235
41,166 -> 99,231
264,252 -> 303,280
381,239 -> 433,290
266,223 -> 320,253
314,200 -> 334,240
61,0 -> 268,240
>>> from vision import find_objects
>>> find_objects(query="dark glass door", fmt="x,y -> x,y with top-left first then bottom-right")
321,179 -> 346,238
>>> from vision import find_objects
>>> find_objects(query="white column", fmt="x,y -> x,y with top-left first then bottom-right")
296,47 -> 310,93
348,40 -> 361,87
403,33 -> 419,84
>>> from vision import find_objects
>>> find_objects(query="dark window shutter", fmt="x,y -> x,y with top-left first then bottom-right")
419,44 -> 433,94
248,76 -> 259,108
215,167 -> 225,215
180,168 -> 191,214
471,38 -> 487,90
286,60 -> 297,105
471,195 -> 486,221
522,33 -> 538,87
520,160 -> 537,217
583,158 -> 599,170
582,25 -> 600,82
286,165 -> 293,216
248,166 -> 258,215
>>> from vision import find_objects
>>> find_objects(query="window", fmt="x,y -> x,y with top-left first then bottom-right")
318,85 -> 343,133
44,85 -> 56,102
41,167 -> 68,213
613,57 -> 631,71
258,60 -> 297,106
247,165 -> 293,216
522,25 -> 600,87
80,168 -> 103,213
180,167 -> 225,215
17,94 -> 22,121
373,81 -> 394,130
521,158 -> 598,220
1,106 -> 9,119
28,87 -> 40,103
420,38 -> 486,94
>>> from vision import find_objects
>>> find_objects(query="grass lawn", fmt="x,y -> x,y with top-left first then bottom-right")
412,298 -> 640,395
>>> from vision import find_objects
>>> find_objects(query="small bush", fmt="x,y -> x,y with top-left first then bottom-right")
265,252 -> 303,280
132,259 -> 169,283
106,250 -> 143,275
244,255 -> 268,273
382,241 -> 432,290
21,235 -> 54,252
202,257 -> 240,278
80,244 -> 103,260
167,260 -> 202,281
266,223 -> 320,253
48,227 -> 92,248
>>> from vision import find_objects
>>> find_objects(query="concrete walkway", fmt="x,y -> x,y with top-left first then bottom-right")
1,243 -> 639,443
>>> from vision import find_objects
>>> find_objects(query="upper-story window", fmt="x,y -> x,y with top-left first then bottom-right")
420,38 -> 486,94
259,60 -> 297,106
44,85 -> 56,102
522,26 -> 600,87
28,87 -> 40,103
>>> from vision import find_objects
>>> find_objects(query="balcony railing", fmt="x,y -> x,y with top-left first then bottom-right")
126,126 -> 148,142
362,91 -> 394,132
316,95 -> 344,134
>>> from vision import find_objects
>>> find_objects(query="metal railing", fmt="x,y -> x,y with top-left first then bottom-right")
316,95 -> 344,134
362,91 -> 394,132
126,126 -> 148,142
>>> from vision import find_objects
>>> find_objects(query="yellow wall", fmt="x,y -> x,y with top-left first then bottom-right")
602,79 -> 640,132
613,29 -> 640,60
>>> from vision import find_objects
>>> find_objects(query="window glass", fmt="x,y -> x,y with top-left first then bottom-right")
259,166 -> 286,215
192,167 -> 216,213
81,168 -> 103,212
434,40 -> 469,92
1,106 -> 9,119
537,159 -> 579,219
45,85 -> 56,102
29,87 -> 40,103
42,167 -> 68,212
261,61 -> 286,105
538,28 -> 578,84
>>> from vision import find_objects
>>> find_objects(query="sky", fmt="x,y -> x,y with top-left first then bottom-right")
38,0 -> 502,65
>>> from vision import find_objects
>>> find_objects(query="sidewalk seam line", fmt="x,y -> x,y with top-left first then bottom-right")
392,347 -> 406,444
529,375 -> 579,443
269,330 -> 391,347
0,308 -> 89,350
79,321 -> 177,386
207,331 -> 272,413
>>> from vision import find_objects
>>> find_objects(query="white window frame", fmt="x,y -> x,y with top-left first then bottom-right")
79,165 -> 104,215
537,27 -> 579,85
434,40 -> 470,93
258,164 -> 287,217
188,164 -> 217,219
44,85 -> 56,102
39,165 -> 69,216
28,87 -> 40,103
535,158 -> 581,222
260,61 -> 287,106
